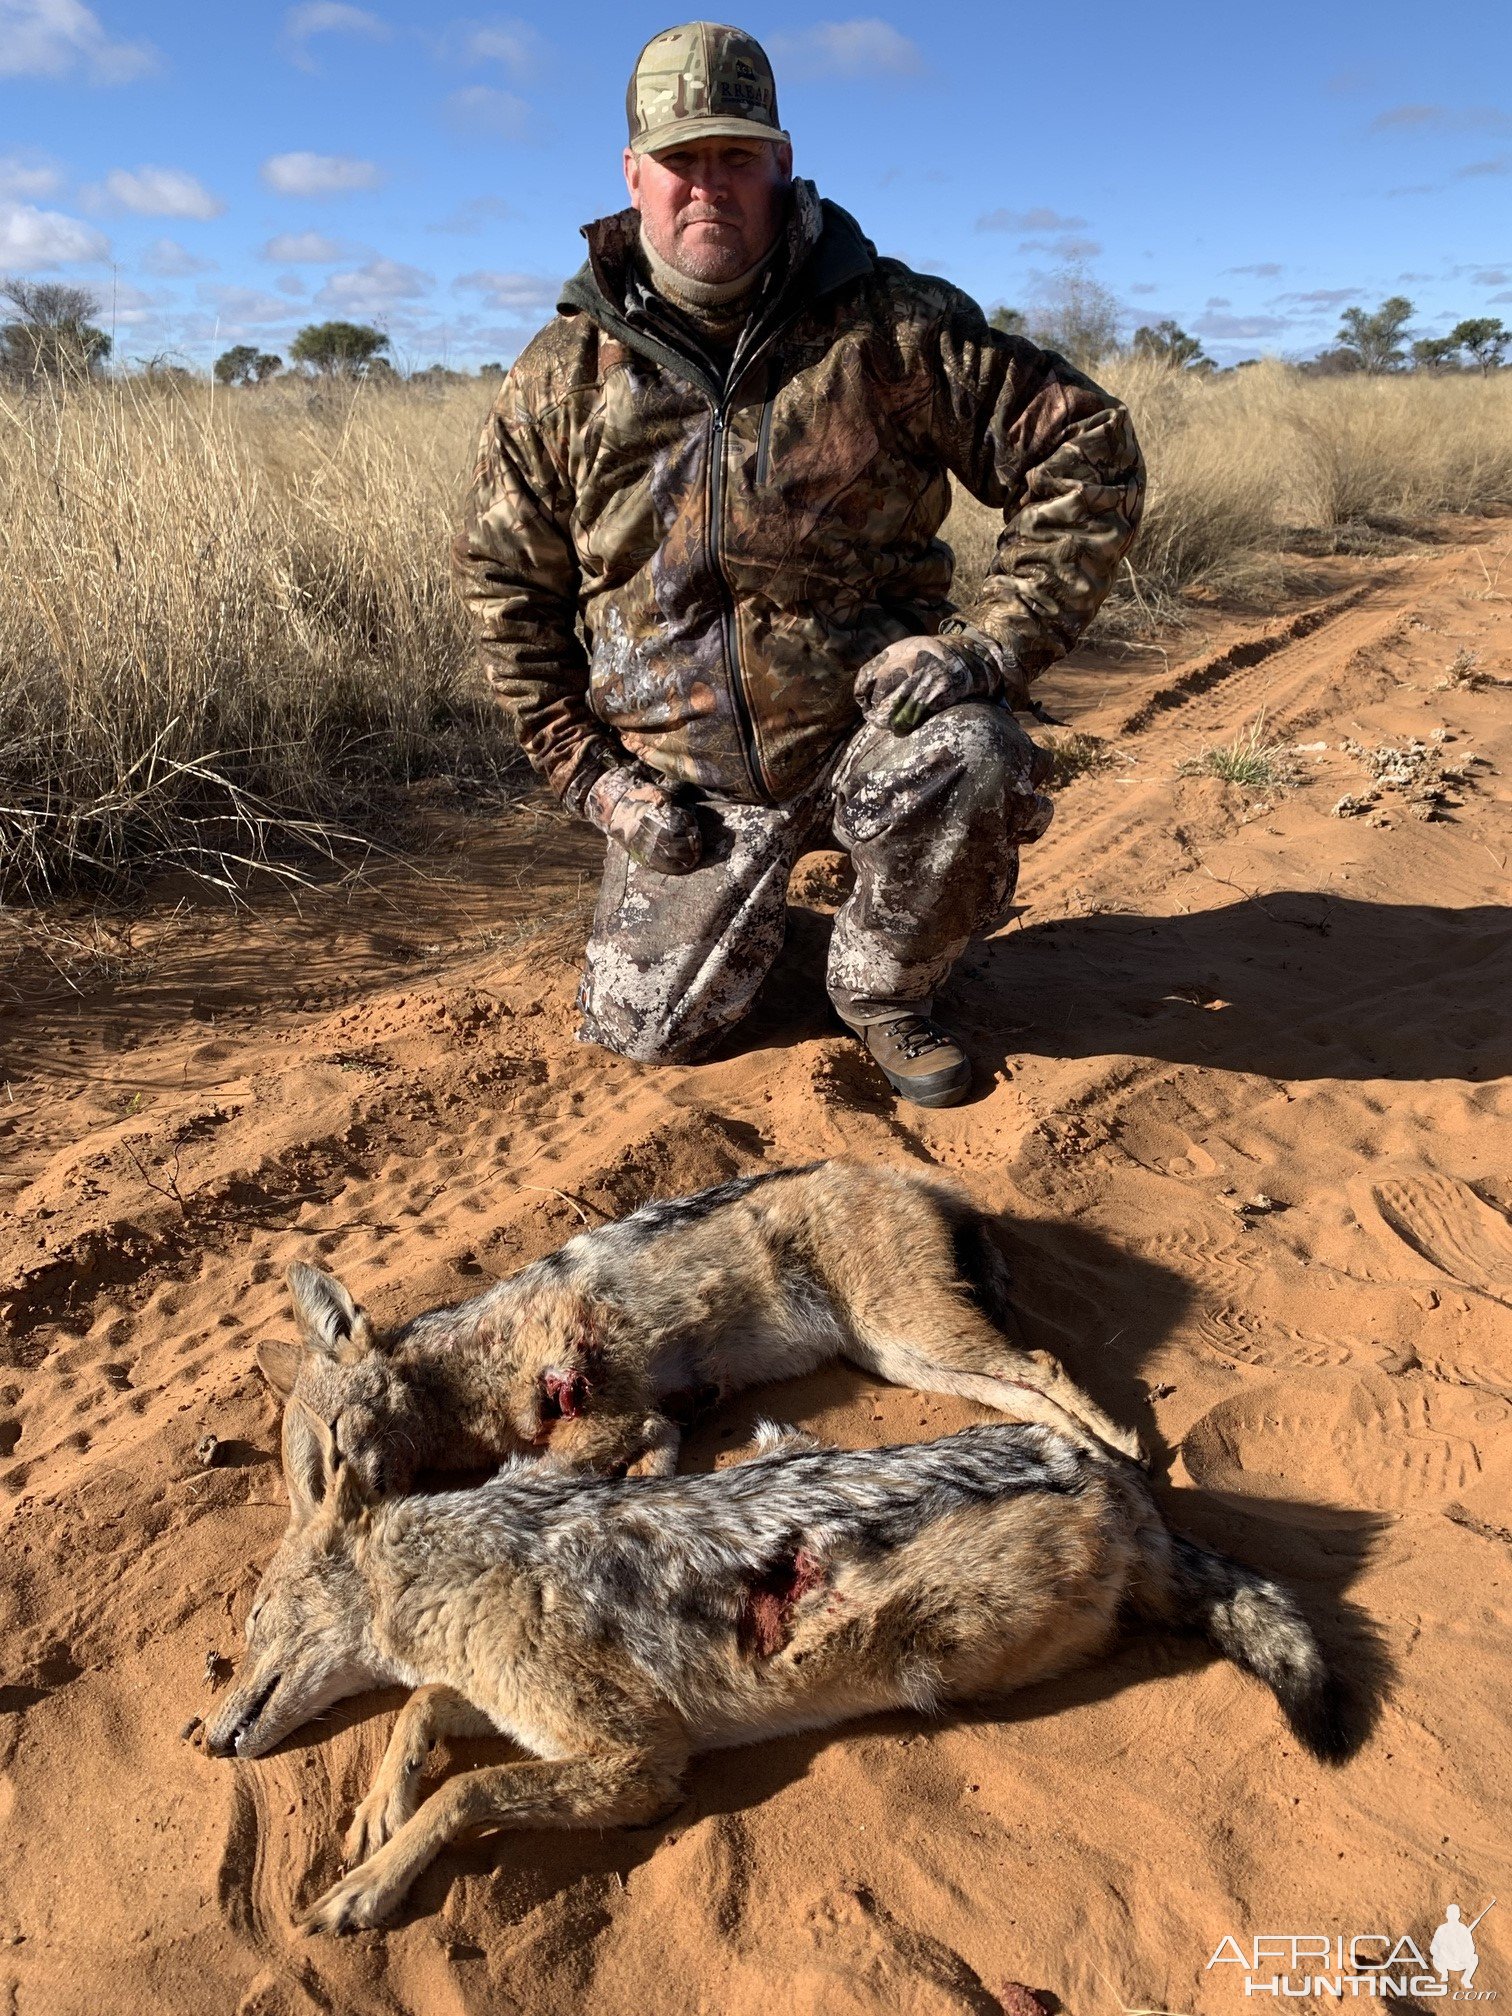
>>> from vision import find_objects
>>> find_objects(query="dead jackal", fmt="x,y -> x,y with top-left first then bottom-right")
258,1159 -> 1142,1491
206,1414 -> 1349,1933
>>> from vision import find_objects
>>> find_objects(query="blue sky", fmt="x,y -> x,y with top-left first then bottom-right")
2,0 -> 1509,371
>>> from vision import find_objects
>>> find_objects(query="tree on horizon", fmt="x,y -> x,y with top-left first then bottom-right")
0,278 -> 112,383
288,321 -> 390,376
1333,296 -> 1414,373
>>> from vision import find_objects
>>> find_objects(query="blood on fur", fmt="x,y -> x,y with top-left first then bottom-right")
738,1547 -> 827,1658
540,1369 -> 591,1422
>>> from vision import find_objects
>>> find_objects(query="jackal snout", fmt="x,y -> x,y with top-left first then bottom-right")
205,1407 -> 379,1760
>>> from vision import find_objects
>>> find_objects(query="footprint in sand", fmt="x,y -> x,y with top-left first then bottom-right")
1195,1304 -> 1356,1371
1368,1173 -> 1512,1306
771,1886 -> 1011,2016
1181,1372 -> 1483,1511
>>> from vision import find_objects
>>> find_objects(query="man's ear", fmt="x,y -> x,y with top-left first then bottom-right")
282,1396 -> 339,1525
255,1337 -> 302,1399
286,1262 -> 373,1361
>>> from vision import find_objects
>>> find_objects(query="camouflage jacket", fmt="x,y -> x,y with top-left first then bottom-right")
453,181 -> 1144,808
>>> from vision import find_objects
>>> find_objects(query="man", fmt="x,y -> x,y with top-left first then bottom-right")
453,22 -> 1144,1107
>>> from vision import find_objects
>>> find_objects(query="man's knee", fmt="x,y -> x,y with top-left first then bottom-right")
577,975 -> 701,1066
907,699 -> 1036,782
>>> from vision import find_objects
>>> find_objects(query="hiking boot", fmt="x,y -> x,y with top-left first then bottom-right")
850,1012 -> 972,1108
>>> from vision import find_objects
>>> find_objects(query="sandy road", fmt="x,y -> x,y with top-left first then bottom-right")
1,525 -> 1509,2016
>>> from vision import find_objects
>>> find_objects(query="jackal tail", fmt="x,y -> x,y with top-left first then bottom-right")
1143,1531 -> 1350,1764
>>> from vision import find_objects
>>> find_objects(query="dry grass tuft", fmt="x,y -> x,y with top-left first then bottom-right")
1177,711 -> 1297,790
1041,730 -> 1118,788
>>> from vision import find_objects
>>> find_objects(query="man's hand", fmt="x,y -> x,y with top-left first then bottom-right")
853,623 -> 1029,734
583,764 -> 703,875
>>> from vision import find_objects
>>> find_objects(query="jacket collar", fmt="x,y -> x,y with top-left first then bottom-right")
557,179 -> 875,390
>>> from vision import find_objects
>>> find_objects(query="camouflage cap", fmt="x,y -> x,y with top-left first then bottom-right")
626,22 -> 789,156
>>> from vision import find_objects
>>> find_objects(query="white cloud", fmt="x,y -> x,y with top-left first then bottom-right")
1128,283 -> 1159,297
1194,311 -> 1290,341
429,194 -> 515,234
0,0 -> 158,83
260,151 -> 384,197
1227,262 -> 1284,279
104,279 -> 170,326
281,3 -> 388,70
1370,103 -> 1512,136
1271,288 -> 1357,311
91,165 -> 224,219
261,229 -> 352,263
1018,233 -> 1101,262
140,235 -> 216,276
275,272 -> 309,297
766,19 -> 924,83
976,206 -> 1088,234
0,198 -> 109,264
315,255 -> 433,313
0,152 -> 65,200
199,283 -> 298,330
454,18 -> 545,74
444,84 -> 535,139
453,268 -> 558,317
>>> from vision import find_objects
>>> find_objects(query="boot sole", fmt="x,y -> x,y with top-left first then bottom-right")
877,1061 -> 972,1108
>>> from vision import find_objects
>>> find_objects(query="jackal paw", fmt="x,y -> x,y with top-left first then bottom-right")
343,1776 -> 420,1868
303,1860 -> 406,1935
626,1443 -> 678,1478
1102,1417 -> 1148,1467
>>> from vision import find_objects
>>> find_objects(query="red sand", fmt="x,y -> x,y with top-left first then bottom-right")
2,527 -> 1509,2014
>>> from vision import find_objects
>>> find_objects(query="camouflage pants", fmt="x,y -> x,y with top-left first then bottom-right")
576,702 -> 1053,1065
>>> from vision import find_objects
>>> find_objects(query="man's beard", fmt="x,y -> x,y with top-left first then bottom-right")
671,219 -> 758,282
642,198 -> 782,284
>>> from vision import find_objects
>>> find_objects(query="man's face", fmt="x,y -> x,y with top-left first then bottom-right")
624,135 -> 792,283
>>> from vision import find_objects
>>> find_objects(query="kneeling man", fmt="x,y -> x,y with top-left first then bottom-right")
453,22 -> 1145,1105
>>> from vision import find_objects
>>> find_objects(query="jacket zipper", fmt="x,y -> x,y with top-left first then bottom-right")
754,384 -> 775,485
706,401 -> 766,800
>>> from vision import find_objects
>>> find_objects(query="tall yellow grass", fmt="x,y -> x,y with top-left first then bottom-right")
3,361 -> 1511,895
949,358 -> 1512,613
0,374 -> 501,896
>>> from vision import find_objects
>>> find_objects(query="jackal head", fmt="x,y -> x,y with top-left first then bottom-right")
258,1263 -> 420,1500
205,1401 -> 384,1760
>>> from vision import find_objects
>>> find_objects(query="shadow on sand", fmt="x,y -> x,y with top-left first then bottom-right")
748,892 -> 1510,1090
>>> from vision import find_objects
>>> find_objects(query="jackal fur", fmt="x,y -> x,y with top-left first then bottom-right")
205,1414 -> 1348,1933
257,1160 -> 1142,1494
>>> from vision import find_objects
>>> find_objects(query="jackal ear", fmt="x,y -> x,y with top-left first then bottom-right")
282,1395 -> 340,1525
330,1454 -> 370,1525
255,1337 -> 302,1399
286,1262 -> 374,1362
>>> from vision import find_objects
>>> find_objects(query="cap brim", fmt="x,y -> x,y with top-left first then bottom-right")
633,116 -> 790,156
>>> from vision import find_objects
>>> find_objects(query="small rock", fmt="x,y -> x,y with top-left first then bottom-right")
997,1986 -> 1047,2016
205,1650 -> 232,1689
196,1432 -> 220,1468
1238,1193 -> 1284,1216
179,1715 -> 202,1742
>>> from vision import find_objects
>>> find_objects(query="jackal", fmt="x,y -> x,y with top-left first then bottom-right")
205,1413 -> 1350,1934
257,1160 -> 1143,1494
